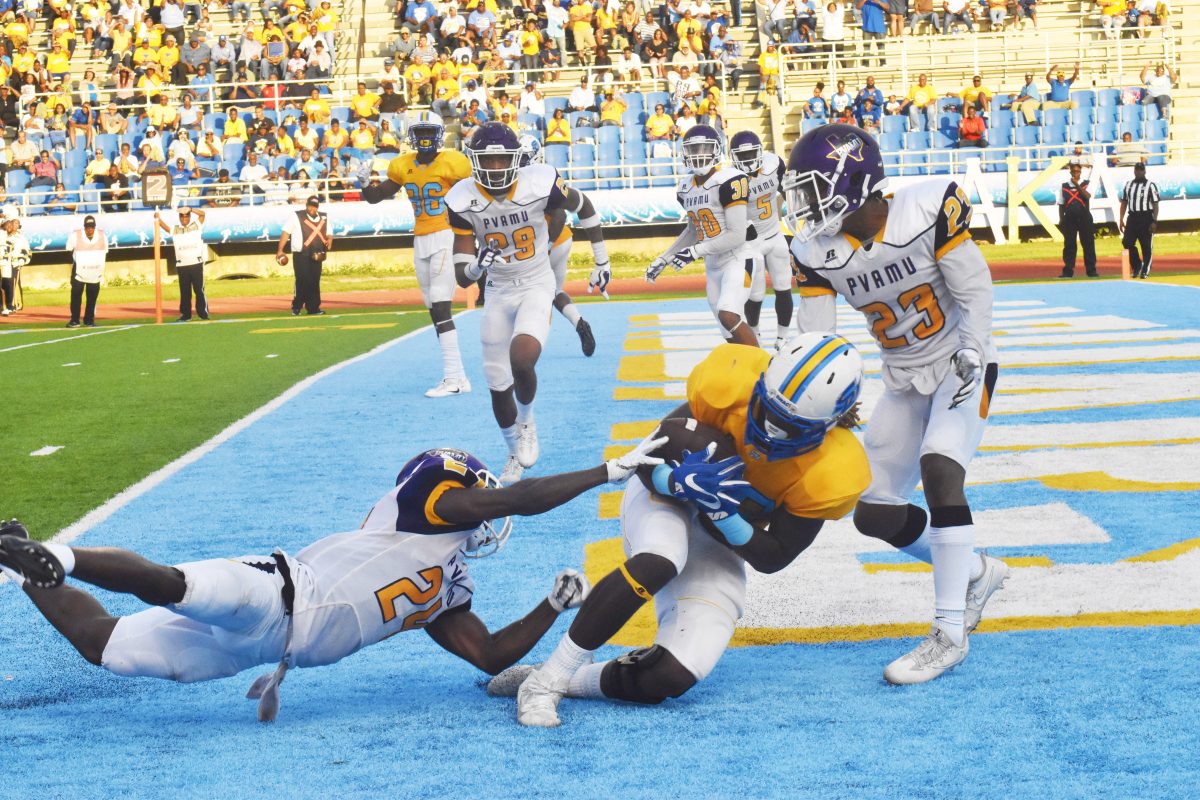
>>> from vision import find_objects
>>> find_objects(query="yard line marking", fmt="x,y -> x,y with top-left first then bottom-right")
63,362 -> 81,367
29,445 -> 64,457
0,325 -> 137,354
163,358 -> 181,363
35,316 -> 446,551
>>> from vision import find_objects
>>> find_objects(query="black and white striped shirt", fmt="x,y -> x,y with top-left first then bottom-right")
1123,177 -> 1159,215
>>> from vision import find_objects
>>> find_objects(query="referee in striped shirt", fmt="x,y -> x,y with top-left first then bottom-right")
1119,163 -> 1160,279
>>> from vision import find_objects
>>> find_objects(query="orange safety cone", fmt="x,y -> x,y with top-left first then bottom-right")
1121,248 -> 1132,280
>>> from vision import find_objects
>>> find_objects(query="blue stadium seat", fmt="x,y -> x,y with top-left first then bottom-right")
1042,124 -> 1068,145
568,111 -> 593,129
65,161 -> 86,188
989,127 -> 1013,147
1043,108 -> 1068,129
1096,89 -> 1120,107
1119,104 -> 1143,128
932,130 -> 954,149
544,143 -> 569,169
881,131 -> 903,152
900,151 -> 927,176
1014,126 -> 1040,147
882,152 -> 900,178
6,170 -> 30,193
648,157 -> 675,187
77,187 -> 101,214
545,97 -> 568,117
625,92 -> 644,117
621,108 -> 641,127
330,107 -> 351,124
24,187 -> 51,216
1069,106 -> 1094,127
1068,123 -> 1091,145
904,131 -> 930,150
1094,105 -> 1119,131
645,91 -> 670,112
937,97 -> 959,114
94,133 -> 119,156
596,126 -> 621,147
204,112 -> 225,132
928,149 -> 953,175
938,112 -> 961,134
569,147 -> 596,192
1095,121 -> 1118,143
623,123 -> 643,145
881,115 -> 906,135
517,112 -> 544,133
223,143 -> 246,166
597,139 -> 622,189
1072,89 -> 1095,108
984,146 -> 1011,172
624,137 -> 646,159
1146,118 -> 1168,142
801,118 -> 823,134
990,110 -> 1014,130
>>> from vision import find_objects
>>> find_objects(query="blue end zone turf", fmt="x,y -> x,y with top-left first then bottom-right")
1,282 -> 1197,798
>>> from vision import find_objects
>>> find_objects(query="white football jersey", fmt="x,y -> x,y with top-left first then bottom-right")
791,178 -> 995,373
290,484 -> 476,668
676,165 -> 752,266
446,163 -> 568,282
746,151 -> 785,240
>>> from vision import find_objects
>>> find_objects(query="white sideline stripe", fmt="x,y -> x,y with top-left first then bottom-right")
0,325 -> 137,353
43,318 -> 440,549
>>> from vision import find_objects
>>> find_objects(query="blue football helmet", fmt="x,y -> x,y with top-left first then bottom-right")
782,123 -> 885,242
392,448 -> 512,557
518,133 -> 543,167
406,110 -> 445,156
468,122 -> 523,191
728,130 -> 763,174
681,124 -> 724,175
745,333 -> 863,461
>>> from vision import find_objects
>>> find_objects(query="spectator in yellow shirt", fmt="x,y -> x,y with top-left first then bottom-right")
644,103 -> 675,140
137,65 -> 165,102
350,120 -> 376,150
959,74 -> 991,113
499,110 -> 519,135
403,58 -> 433,104
900,72 -> 938,128
222,108 -> 249,144
85,148 -> 113,182
676,10 -> 703,53
47,43 -> 72,82
1097,0 -> 1125,37
569,0 -> 596,65
302,89 -> 331,124
349,82 -> 381,121
754,41 -> 783,107
322,118 -> 349,156
5,18 -> 30,49
599,89 -> 627,126
546,108 -> 571,142
158,35 -> 182,80
146,93 -> 180,131
275,126 -> 297,157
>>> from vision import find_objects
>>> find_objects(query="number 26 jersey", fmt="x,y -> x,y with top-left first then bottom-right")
790,179 -> 996,373
386,149 -> 472,237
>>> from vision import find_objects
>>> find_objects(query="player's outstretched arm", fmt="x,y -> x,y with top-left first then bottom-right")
360,176 -> 403,204
424,570 -> 589,674
720,508 -> 824,574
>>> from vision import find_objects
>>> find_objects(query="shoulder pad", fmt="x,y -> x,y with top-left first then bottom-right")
444,177 -> 481,212
711,166 -> 746,186
886,178 -> 960,244
512,163 -> 559,203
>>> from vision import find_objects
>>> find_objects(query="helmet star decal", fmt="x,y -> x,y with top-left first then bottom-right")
825,133 -> 865,163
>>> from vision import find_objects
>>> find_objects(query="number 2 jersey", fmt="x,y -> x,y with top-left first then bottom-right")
386,149 -> 472,237
287,450 -> 480,668
445,163 -> 570,282
687,343 -> 870,520
676,165 -> 756,270
790,179 -> 996,390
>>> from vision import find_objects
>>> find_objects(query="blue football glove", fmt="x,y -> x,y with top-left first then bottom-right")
668,449 -> 751,519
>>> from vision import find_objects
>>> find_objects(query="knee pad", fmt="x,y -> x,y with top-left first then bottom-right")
600,645 -> 698,705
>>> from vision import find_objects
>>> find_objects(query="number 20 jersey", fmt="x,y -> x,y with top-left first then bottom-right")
289,451 -> 478,668
790,178 -> 994,371
445,163 -> 568,282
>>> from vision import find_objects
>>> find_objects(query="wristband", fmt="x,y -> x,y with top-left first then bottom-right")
650,463 -> 674,496
590,239 -> 609,266
711,512 -> 754,546
577,212 -> 601,229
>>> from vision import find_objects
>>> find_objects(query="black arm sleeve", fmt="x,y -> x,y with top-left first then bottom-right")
361,178 -> 403,204
728,508 -> 824,574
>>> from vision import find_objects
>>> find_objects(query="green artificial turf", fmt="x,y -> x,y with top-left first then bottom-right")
1,312 -> 428,540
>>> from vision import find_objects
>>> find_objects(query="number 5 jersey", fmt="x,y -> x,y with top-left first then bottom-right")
790,179 -> 996,393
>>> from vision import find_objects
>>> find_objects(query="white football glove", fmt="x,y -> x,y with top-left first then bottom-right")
465,245 -> 505,281
588,260 -> 611,298
645,256 -> 668,283
949,347 -> 983,409
354,161 -> 373,187
547,568 -> 591,612
605,432 -> 669,484
669,246 -> 698,271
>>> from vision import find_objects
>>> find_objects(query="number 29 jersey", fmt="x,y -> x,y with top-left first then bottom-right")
445,163 -> 569,282
290,450 -> 479,668
386,149 -> 472,237
790,179 -> 996,374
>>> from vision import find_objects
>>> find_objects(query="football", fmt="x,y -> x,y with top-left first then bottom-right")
635,417 -> 738,494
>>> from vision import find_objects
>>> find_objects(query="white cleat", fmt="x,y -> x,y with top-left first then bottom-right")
517,665 -> 574,728
425,377 -> 471,398
516,420 -> 539,468
487,664 -> 538,697
883,626 -> 969,686
499,455 -> 524,485
965,552 -> 1010,634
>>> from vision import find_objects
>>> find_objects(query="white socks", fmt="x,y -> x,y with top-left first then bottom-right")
437,328 -> 465,381
929,522 -> 976,646
900,529 -> 933,564
776,325 -> 790,346
501,423 -> 521,455
567,661 -> 608,699
515,399 -> 534,425
561,303 -> 582,327
541,635 -> 593,686
45,543 -> 76,575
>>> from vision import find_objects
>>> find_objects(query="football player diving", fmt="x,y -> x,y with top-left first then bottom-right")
446,122 -> 611,484
519,133 -> 603,358
645,124 -> 762,347
0,438 -> 665,722
786,123 -> 1008,684
494,333 -> 871,727
360,111 -> 474,398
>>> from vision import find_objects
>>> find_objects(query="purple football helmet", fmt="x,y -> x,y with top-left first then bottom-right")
728,130 -> 763,174
782,123 -> 885,242
392,448 -> 512,557
468,122 -> 523,191
681,124 -> 723,175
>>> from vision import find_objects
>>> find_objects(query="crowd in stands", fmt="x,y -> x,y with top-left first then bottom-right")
0,0 -> 1180,209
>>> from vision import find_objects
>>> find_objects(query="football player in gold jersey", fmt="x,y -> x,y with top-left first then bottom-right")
362,111 -> 473,398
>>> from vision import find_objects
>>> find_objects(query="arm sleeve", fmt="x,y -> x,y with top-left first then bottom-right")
938,237 -> 993,356
447,207 -> 473,235
693,198 -> 748,258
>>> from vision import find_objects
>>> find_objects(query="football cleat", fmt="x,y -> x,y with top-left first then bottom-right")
487,664 -> 538,697
517,665 -> 576,727
1,519 -> 31,539
965,552 -> 1010,634
576,318 -> 596,357
0,534 -> 65,589
516,421 -> 539,468
425,377 -> 472,398
499,454 -> 524,485
883,626 -> 969,685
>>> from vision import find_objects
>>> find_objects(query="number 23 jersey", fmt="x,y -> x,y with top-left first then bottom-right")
790,179 -> 996,375
445,163 -> 569,282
